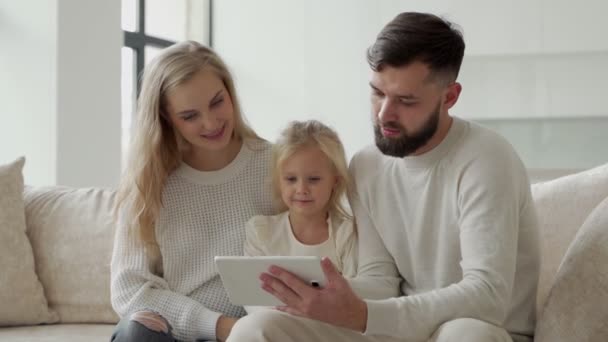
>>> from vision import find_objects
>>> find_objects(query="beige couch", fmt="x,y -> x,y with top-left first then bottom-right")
1,157 -> 607,341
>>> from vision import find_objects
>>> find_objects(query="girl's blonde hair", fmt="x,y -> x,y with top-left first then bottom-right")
272,120 -> 352,221
115,41 -> 259,263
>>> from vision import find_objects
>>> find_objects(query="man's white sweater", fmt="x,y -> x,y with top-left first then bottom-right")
350,117 -> 540,341
111,140 -> 275,342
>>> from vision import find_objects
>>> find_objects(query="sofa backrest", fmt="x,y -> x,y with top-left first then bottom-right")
531,162 -> 608,320
20,162 -> 608,326
24,186 -> 119,324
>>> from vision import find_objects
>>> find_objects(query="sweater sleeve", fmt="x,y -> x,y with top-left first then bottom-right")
243,215 -> 268,257
348,190 -> 402,301
335,218 -> 358,279
110,214 -> 221,342
243,215 -> 271,314
363,146 -> 525,340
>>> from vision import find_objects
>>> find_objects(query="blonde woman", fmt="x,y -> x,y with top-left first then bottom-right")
240,120 -> 357,314
110,41 -> 274,342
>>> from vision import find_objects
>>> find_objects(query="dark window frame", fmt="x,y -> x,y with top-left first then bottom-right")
123,0 -> 214,94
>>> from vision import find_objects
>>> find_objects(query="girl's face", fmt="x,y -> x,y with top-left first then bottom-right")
165,68 -> 236,154
279,145 -> 338,219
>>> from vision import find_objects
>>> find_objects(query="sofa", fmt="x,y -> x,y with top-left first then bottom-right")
1,156 -> 607,341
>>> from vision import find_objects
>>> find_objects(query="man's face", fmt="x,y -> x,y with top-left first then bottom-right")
373,101 -> 441,158
370,61 -> 448,157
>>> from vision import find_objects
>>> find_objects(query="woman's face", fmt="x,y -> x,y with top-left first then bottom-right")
165,68 -> 236,154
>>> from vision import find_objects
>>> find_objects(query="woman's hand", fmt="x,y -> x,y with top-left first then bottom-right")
216,315 -> 238,341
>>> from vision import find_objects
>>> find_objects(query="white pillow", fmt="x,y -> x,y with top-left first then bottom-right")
535,196 -> 608,341
0,157 -> 58,325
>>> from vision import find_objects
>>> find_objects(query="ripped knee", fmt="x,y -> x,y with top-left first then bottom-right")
130,310 -> 170,334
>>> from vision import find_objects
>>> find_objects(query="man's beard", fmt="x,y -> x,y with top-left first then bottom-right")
374,103 -> 441,158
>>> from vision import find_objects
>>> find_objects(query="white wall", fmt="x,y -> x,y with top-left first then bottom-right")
56,0 -> 121,187
0,0 -> 58,186
0,0 -> 122,187
213,0 -> 382,159
213,0 -> 608,169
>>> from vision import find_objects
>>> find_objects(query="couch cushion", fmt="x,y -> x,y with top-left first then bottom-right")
0,324 -> 116,342
0,157 -> 58,326
534,195 -> 608,341
527,168 -> 579,184
24,186 -> 119,324
531,162 -> 608,319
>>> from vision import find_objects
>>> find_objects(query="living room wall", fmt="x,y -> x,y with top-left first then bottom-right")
0,0 -> 122,187
0,0 -> 58,186
212,0 -> 608,170
2,0 -> 606,187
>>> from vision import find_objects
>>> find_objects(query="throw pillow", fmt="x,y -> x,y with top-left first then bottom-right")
0,157 -> 58,325
24,185 -> 119,323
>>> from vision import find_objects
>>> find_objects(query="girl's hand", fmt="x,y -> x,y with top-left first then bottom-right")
216,315 -> 238,341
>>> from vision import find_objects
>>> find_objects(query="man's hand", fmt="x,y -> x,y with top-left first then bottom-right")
260,257 -> 368,332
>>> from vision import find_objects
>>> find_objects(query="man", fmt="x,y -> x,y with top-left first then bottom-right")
227,12 -> 539,342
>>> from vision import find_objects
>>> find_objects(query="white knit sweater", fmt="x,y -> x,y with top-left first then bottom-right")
111,139 -> 275,342
244,211 -> 358,277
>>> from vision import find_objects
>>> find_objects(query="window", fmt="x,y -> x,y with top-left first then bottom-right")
121,0 -> 212,164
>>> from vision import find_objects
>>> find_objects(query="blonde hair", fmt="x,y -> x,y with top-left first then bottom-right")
115,41 -> 260,262
272,120 -> 352,221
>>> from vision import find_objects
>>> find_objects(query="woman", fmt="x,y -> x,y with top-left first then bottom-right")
110,41 -> 274,342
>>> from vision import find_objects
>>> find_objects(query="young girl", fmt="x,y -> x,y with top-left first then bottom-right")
110,41 -> 275,342
243,120 -> 357,294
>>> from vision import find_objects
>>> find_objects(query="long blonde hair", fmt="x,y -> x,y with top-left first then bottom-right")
272,120 -> 352,221
115,41 -> 259,262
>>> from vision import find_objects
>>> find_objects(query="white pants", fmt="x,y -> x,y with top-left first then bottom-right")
227,310 -> 516,342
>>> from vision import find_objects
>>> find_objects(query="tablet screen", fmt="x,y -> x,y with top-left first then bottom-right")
215,256 -> 326,306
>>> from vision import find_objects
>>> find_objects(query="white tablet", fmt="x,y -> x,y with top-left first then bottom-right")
215,256 -> 326,306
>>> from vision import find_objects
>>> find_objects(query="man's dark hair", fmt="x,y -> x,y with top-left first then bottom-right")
367,12 -> 465,84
